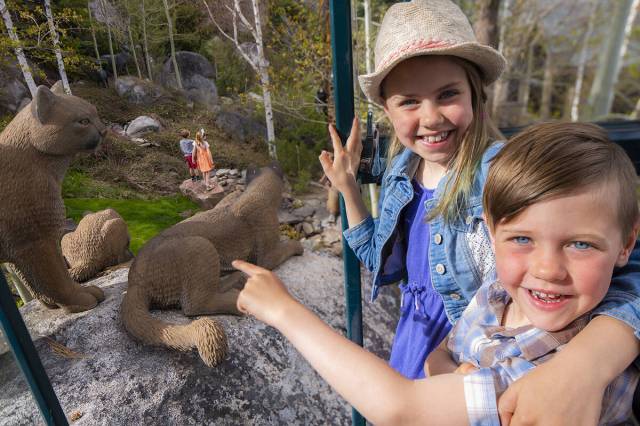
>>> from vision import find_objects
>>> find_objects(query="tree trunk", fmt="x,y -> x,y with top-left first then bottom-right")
633,97 -> 640,119
586,0 -> 638,119
473,0 -> 501,48
363,0 -> 378,218
540,48 -> 554,120
100,0 -> 118,81
88,0 -> 101,61
127,16 -> 142,79
141,0 -> 153,80
0,0 -> 38,97
516,41 -> 534,122
43,0 -> 71,94
571,0 -> 597,122
162,0 -> 182,89
251,0 -> 276,159
491,0 -> 509,117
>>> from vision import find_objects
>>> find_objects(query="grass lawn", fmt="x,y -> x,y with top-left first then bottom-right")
64,196 -> 199,254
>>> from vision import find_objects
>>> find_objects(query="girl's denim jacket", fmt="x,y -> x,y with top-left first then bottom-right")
343,144 -> 640,335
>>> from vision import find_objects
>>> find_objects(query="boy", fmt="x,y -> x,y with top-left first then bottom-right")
178,129 -> 199,182
233,122 -> 639,425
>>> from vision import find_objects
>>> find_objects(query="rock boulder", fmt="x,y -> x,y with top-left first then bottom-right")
114,76 -> 164,106
160,51 -> 219,110
0,252 -> 397,425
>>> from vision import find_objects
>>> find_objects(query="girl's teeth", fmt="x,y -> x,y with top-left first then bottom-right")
424,131 -> 449,143
529,289 -> 564,303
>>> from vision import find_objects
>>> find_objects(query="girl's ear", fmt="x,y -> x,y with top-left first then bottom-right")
616,221 -> 640,267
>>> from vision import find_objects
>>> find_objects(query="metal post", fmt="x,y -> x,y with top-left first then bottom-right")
329,1 -> 365,425
0,271 -> 68,426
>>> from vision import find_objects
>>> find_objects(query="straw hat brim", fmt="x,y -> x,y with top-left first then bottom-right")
359,42 -> 506,107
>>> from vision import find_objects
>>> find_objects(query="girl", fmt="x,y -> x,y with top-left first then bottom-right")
318,0 -> 640,423
192,129 -> 216,190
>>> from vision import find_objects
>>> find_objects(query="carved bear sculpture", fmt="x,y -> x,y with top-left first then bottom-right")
0,82 -> 107,312
62,209 -> 133,282
121,166 -> 303,366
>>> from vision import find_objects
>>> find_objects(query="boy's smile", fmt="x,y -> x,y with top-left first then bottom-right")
491,185 -> 635,331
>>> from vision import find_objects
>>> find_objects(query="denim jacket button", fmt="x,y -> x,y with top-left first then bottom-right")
450,293 -> 461,300
465,215 -> 473,225
434,233 -> 443,245
435,263 -> 446,275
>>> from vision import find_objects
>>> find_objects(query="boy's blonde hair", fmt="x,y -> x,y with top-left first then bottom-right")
180,129 -> 190,138
384,57 -> 502,222
483,122 -> 639,238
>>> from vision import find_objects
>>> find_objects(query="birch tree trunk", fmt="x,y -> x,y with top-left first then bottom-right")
0,0 -> 38,97
162,0 -> 182,89
141,0 -> 153,80
43,0 -> 71,94
100,0 -> 118,80
586,0 -> 638,119
633,98 -> 640,119
88,0 -> 101,61
202,0 -> 277,159
516,41 -> 534,122
540,47 -> 554,120
473,0 -> 501,48
491,0 -> 509,117
127,16 -> 142,79
251,0 -> 276,159
570,0 -> 597,122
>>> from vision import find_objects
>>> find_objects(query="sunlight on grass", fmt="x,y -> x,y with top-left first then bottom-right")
64,196 -> 199,254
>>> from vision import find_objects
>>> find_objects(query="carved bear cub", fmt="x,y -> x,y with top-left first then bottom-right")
62,209 -> 133,282
0,82 -> 107,312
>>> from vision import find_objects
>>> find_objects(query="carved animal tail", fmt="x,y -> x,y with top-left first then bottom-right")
120,286 -> 228,367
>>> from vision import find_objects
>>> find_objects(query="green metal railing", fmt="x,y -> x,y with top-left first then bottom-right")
329,1 -> 365,425
0,271 -> 68,426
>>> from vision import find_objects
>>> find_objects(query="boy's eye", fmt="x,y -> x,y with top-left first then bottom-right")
399,99 -> 418,106
439,89 -> 459,100
512,236 -> 530,245
79,118 -> 90,125
571,241 -> 592,250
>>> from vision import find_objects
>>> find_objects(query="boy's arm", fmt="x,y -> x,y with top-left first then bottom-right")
233,260 -> 470,426
425,337 -> 459,376
498,315 -> 640,425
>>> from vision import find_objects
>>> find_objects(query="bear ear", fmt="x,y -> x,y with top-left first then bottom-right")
50,80 -> 65,95
31,85 -> 57,124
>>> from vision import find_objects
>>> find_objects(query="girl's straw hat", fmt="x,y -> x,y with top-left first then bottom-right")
359,0 -> 507,106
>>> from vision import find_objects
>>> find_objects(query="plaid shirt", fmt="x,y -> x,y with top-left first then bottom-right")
448,280 -> 638,426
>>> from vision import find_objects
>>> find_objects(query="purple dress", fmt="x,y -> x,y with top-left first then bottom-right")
388,180 -> 452,379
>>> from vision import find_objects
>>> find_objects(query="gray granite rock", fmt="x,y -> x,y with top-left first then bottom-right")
0,252 -> 397,425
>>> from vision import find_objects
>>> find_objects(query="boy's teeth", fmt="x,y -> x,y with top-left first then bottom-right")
529,289 -> 564,303
423,131 -> 449,143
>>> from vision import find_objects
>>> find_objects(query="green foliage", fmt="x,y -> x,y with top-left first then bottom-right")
202,36 -> 253,96
64,195 -> 199,253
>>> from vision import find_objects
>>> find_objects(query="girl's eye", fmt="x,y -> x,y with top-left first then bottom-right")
439,89 -> 459,100
571,241 -> 592,250
513,236 -> 530,245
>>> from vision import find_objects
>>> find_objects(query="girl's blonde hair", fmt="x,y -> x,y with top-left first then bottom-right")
195,130 -> 204,146
384,56 -> 502,223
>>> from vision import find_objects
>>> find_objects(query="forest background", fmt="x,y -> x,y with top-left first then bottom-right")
0,0 -> 639,273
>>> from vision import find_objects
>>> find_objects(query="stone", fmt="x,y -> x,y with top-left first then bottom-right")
114,76 -> 164,106
301,221 -> 315,236
214,110 -> 266,144
179,178 -> 225,210
159,51 -> 218,110
277,209 -> 300,225
0,252 -> 398,425
125,116 -> 162,137
291,204 -> 316,220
